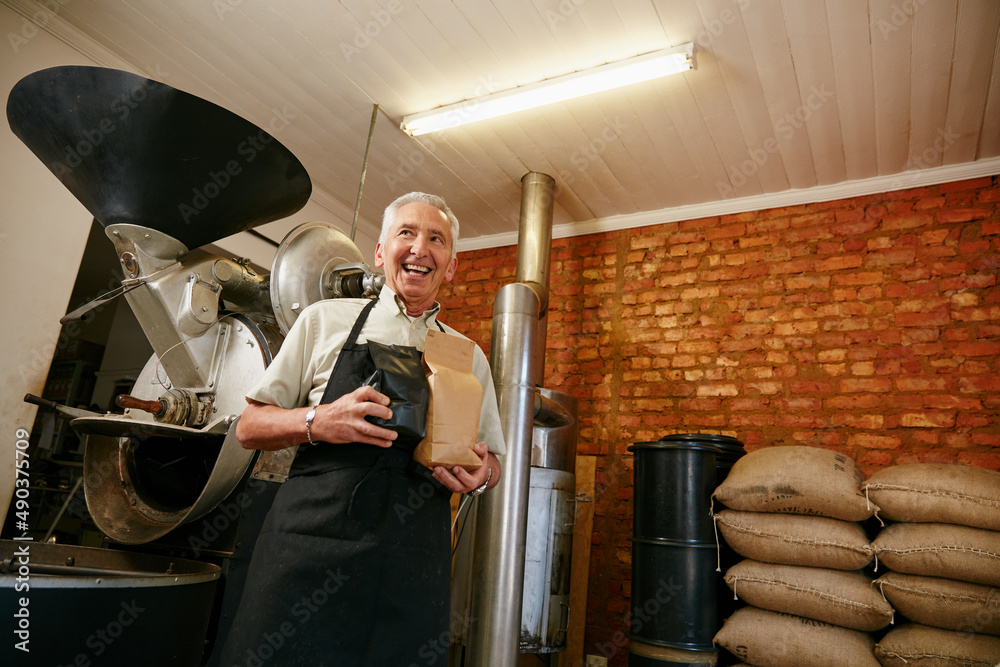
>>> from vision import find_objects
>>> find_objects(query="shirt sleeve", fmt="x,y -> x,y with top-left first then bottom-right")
246,307 -> 317,409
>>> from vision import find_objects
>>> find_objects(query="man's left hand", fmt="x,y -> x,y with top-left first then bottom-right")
431,442 -> 499,494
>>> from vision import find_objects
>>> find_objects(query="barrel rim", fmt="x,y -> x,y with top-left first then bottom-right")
627,633 -> 717,653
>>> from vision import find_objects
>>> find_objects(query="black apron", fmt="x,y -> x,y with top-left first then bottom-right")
218,300 -> 452,667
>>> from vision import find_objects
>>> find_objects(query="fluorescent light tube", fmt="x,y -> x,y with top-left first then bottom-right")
400,42 -> 694,136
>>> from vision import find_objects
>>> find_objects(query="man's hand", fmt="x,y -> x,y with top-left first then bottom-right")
311,386 -> 397,447
235,387 -> 397,451
431,442 -> 501,494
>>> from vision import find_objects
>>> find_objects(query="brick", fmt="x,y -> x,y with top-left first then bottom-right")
895,311 -> 951,327
816,255 -> 863,272
841,378 -> 892,393
848,433 -> 902,449
695,384 -> 739,397
953,341 -> 1000,356
900,412 -> 957,428
882,213 -> 934,231
865,249 -> 916,267
825,394 -> 880,409
940,177 -> 994,193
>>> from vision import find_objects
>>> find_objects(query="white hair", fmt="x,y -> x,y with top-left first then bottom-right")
380,192 -> 460,261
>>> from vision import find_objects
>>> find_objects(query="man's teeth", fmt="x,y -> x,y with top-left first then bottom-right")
403,264 -> 431,274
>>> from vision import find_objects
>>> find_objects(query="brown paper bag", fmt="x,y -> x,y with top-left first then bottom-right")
413,330 -> 484,470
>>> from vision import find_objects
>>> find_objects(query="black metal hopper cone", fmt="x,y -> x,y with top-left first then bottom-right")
6,65 -> 312,249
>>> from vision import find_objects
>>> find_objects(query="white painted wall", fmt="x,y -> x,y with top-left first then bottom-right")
0,5 -> 99,527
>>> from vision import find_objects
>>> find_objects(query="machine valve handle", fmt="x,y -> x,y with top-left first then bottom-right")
115,394 -> 165,417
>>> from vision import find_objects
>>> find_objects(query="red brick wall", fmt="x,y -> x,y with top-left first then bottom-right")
438,175 -> 1000,664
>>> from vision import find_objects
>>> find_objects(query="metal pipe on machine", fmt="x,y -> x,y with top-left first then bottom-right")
466,172 -> 555,667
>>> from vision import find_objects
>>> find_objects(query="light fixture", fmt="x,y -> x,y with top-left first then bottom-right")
400,42 -> 695,136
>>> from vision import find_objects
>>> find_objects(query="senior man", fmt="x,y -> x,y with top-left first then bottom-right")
217,192 -> 504,666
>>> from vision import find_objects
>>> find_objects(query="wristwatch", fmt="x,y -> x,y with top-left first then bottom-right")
304,407 -> 317,445
467,463 -> 493,497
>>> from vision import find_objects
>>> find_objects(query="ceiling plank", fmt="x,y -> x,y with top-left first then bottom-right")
869,0 -> 914,175
695,0 -> 793,195
781,0 -> 846,186
978,34 -> 1000,159
905,0 -> 958,170
740,0 -> 817,191
942,0 -> 1000,165
654,0 -> 756,201
826,0 -> 878,181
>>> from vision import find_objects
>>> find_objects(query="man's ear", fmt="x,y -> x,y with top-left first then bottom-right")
374,242 -> 385,268
444,256 -> 458,282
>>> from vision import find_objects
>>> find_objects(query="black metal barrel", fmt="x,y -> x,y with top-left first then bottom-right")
627,433 -> 745,666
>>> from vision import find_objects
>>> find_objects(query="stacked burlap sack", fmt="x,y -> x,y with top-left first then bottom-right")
710,446 -> 889,667
866,463 -> 1000,666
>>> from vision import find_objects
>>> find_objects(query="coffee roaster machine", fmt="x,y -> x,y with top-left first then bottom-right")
4,66 -> 580,666
3,66 -> 384,665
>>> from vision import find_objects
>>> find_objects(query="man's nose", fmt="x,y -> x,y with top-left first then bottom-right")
409,234 -> 429,256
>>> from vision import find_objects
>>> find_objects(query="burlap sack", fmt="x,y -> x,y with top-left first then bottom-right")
872,523 -> 1000,587
865,463 -> 1000,531
875,571 -> 1000,637
712,446 -> 877,521
723,559 -> 893,631
715,509 -> 874,570
713,606 -> 880,667
874,623 -> 1000,666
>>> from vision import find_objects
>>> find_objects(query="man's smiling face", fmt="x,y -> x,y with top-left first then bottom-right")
374,201 -> 458,316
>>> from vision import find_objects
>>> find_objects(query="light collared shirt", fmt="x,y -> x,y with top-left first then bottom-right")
247,285 -> 506,455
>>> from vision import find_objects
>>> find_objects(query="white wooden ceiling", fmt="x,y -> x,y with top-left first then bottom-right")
5,0 -> 1000,258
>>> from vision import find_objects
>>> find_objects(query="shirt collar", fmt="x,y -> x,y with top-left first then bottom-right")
378,284 -> 441,325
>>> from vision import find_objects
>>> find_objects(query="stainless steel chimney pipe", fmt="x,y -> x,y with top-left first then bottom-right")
465,172 -> 555,667
515,172 -> 555,387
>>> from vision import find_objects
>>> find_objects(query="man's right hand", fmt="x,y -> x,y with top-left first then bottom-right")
235,388 -> 397,451
310,386 -> 397,448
